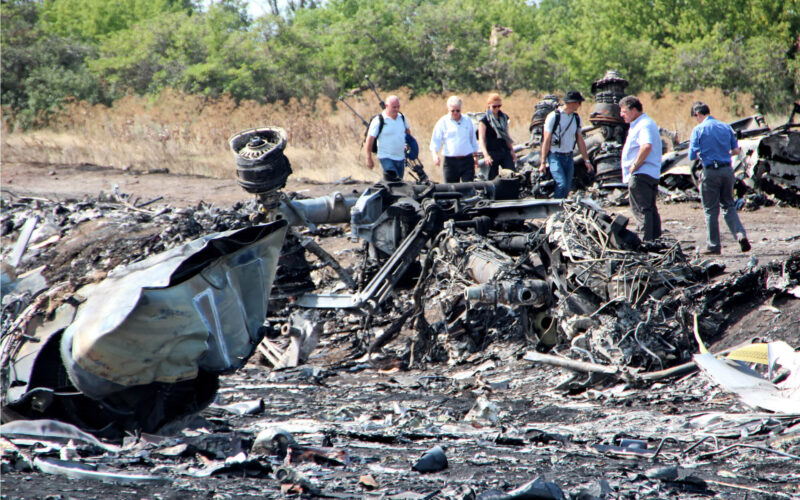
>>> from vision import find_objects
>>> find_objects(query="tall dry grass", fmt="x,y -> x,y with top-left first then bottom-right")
1,88 -> 758,184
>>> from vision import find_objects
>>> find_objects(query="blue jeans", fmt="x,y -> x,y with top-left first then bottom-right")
548,152 -> 574,199
379,158 -> 405,181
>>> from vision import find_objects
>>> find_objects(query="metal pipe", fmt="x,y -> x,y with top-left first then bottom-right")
276,192 -> 357,227
412,177 -> 521,200
464,280 -> 549,306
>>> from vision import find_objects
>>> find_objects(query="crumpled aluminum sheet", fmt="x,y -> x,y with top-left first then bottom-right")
60,222 -> 287,399
695,341 -> 800,414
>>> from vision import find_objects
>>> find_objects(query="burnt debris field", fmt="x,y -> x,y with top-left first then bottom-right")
2,112 -> 800,499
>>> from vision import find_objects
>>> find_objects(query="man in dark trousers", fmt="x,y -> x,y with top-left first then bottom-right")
478,93 -> 516,180
430,96 -> 480,182
620,95 -> 662,241
688,101 -> 751,255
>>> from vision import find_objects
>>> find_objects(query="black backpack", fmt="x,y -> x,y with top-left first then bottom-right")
549,110 -> 582,150
365,112 -> 407,153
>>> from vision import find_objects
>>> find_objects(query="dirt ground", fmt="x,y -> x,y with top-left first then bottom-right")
2,161 -> 800,499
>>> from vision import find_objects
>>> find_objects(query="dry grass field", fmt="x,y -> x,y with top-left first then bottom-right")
2,88 -> 758,183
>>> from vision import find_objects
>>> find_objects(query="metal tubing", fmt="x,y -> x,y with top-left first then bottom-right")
464,280 -> 549,306
277,193 -> 357,227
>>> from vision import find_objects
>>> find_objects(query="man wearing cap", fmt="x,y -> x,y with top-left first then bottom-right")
539,90 -> 592,198
430,96 -> 480,182
620,95 -> 662,241
688,101 -> 750,255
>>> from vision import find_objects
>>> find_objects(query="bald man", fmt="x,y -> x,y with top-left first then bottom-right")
365,95 -> 411,181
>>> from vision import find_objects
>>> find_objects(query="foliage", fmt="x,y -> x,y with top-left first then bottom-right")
38,0 -> 194,42
649,29 -> 796,114
1,0 -> 105,129
2,0 -> 798,129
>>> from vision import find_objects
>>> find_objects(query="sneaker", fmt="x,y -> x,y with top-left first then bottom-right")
702,248 -> 721,256
739,237 -> 751,252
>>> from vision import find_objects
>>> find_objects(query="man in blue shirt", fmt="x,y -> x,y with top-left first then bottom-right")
688,101 -> 750,255
620,96 -> 662,241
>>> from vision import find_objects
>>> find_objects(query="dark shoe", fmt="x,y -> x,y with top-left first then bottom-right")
739,237 -> 751,252
701,248 -> 721,256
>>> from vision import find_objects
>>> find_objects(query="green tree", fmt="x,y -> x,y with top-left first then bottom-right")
529,0 -> 799,109
2,0 -> 104,129
90,1 -> 290,100
4,0 -> 799,126
38,0 -> 194,42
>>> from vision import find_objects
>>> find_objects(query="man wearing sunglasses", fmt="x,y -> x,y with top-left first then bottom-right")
430,96 -> 480,182
688,101 -> 750,255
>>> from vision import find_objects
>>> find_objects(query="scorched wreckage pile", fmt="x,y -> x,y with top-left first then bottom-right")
2,82 -> 800,498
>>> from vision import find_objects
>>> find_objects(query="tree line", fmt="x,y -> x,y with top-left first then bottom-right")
2,0 -> 798,129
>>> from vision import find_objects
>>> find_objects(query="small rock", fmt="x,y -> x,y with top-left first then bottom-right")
412,445 -> 447,473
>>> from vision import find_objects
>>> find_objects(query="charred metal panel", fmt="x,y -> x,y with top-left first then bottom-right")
528,94 -> 561,147
3,221 -> 288,438
60,222 -> 287,399
588,70 -> 630,184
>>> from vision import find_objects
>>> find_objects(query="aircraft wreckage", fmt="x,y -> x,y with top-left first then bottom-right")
2,97 -> 800,497
3,107 -> 799,447
518,71 -> 800,207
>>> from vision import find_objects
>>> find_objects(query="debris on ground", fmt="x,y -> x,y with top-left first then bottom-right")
2,119 -> 799,498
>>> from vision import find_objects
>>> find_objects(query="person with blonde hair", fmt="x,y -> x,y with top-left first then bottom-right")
478,93 -> 516,179
430,96 -> 480,182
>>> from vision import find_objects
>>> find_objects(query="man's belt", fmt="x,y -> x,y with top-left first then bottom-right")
445,155 -> 472,159
550,151 -> 572,156
703,161 -> 731,169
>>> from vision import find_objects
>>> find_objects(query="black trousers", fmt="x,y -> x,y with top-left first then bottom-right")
443,156 -> 475,183
628,173 -> 662,241
481,148 -> 515,180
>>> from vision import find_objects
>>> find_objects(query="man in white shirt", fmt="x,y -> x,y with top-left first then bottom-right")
429,96 -> 480,183
620,95 -> 662,241
365,95 -> 411,181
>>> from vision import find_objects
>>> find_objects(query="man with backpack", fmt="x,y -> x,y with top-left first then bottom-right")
539,90 -> 592,198
365,95 -> 411,181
